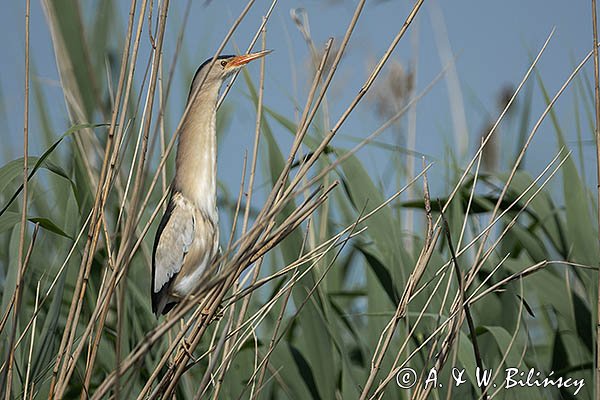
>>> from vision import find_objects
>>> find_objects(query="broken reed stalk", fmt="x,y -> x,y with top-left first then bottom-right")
359,169 -> 437,400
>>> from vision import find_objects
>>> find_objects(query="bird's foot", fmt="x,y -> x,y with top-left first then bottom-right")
200,304 -> 224,323
181,339 -> 199,363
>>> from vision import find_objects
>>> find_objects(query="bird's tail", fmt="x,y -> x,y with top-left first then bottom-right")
152,287 -> 178,317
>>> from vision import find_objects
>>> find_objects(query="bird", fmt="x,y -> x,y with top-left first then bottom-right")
152,50 -> 271,316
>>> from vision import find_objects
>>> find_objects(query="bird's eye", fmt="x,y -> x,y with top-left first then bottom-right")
220,60 -> 228,67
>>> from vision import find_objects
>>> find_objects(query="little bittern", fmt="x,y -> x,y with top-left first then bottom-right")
152,50 -> 271,316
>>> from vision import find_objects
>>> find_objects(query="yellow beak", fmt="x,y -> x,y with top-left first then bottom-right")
228,50 -> 272,68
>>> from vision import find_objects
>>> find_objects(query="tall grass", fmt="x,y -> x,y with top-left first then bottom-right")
0,1 -> 598,399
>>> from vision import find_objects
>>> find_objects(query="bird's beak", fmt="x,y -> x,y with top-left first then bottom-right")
228,50 -> 272,68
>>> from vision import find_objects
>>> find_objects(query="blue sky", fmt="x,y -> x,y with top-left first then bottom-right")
1,0 -> 597,201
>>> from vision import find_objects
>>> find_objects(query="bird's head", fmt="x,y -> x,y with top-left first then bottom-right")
188,50 -> 272,101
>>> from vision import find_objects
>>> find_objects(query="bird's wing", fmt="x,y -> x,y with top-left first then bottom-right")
152,192 -> 195,311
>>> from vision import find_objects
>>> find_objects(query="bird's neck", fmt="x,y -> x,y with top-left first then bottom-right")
174,83 -> 220,220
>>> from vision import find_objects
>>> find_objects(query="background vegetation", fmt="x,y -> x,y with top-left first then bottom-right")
0,0 -> 598,399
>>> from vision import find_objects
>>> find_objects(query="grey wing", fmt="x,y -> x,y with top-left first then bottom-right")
151,193 -> 195,313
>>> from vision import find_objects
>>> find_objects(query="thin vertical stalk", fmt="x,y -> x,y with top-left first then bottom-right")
242,20 -> 267,234
49,0 -> 140,395
74,0 -> 167,396
23,281 -> 40,400
4,223 -> 39,399
592,1 -> 600,399
211,25 -> 268,398
3,0 -> 30,396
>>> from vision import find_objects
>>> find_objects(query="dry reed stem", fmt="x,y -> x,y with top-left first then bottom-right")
440,211 -> 487,398
213,33 -> 271,390
475,280 -> 525,400
242,20 -> 267,235
0,210 -> 93,343
85,1 -> 154,396
23,281 -> 40,400
260,0 -> 364,216
272,0 -> 423,223
224,227 -> 367,306
195,309 -> 236,399
61,0 -> 159,394
457,139 -> 484,249
362,168 -> 436,399
156,183 -> 338,397
384,188 -> 447,398
300,63 -> 446,194
592,1 -> 600,398
217,0 -> 280,109
188,182 -> 331,293
430,147 -> 484,400
212,233 -> 318,377
259,37 -> 333,217
408,148 -> 566,311
88,171 -> 406,397
234,216 -> 362,400
4,222 -> 37,399
252,248 -> 306,398
289,7 -> 333,254
145,0 -> 193,164
227,153 -> 248,250
368,151 -> 569,397
3,0 -> 30,395
134,298 -> 214,400
47,0 -> 140,395
49,0 -> 142,398
468,36 -> 596,291
363,150 -> 565,398
175,264 -> 312,388
401,30 -> 555,295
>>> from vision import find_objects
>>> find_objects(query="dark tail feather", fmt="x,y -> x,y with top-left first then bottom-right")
152,285 -> 178,317
161,301 -> 178,316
